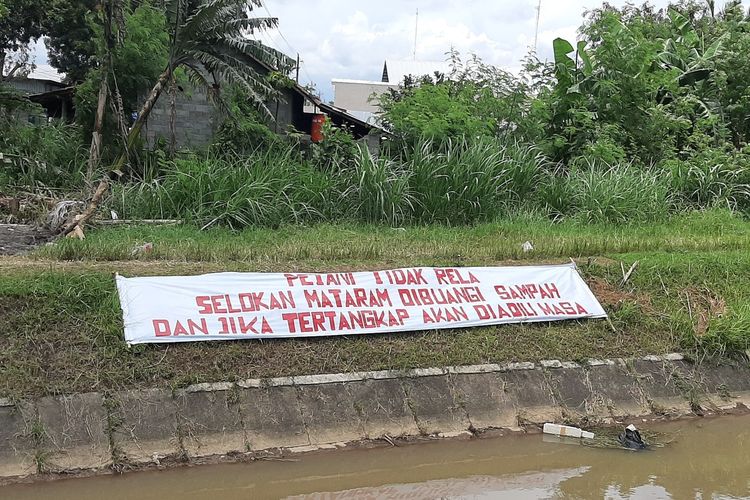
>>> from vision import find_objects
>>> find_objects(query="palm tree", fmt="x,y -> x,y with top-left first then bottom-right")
63,0 -> 290,235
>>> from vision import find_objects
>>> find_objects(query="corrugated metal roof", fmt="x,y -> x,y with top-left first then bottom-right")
382,60 -> 452,84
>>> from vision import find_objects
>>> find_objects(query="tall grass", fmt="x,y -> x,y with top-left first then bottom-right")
112,149 -> 327,228
109,137 -> 749,228
0,122 -> 87,189
666,155 -> 750,212
339,146 -> 415,226
539,161 -> 672,223
405,138 -> 546,223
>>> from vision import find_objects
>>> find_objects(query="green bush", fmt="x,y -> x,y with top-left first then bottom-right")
406,138 -> 546,223
0,121 -> 87,189
539,161 -> 672,223
111,149 -> 327,228
665,150 -> 750,212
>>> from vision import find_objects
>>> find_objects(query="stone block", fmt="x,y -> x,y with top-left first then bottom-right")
296,383 -> 365,445
688,362 -> 750,408
239,385 -> 309,450
346,378 -> 419,439
585,363 -> 647,416
400,375 -> 470,435
111,388 -> 180,463
503,369 -> 558,423
450,372 -> 517,429
630,360 -> 691,413
36,392 -> 109,471
544,367 -> 592,416
175,388 -> 245,457
0,402 -> 35,478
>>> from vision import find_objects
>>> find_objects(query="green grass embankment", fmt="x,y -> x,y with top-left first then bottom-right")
1,209 -> 748,399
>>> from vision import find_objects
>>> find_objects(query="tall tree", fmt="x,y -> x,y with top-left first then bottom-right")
62,0 -> 290,235
85,0 -> 126,180
0,0 -> 48,80
44,0 -> 99,83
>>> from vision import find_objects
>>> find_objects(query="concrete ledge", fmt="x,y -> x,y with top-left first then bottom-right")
36,393 -> 109,471
0,402 -> 35,477
110,388 -> 179,464
175,388 -> 245,458
238,385 -> 309,450
1,354 -> 749,481
348,378 -> 419,438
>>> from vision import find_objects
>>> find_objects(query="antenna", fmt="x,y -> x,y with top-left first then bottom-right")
413,8 -> 419,60
534,0 -> 542,52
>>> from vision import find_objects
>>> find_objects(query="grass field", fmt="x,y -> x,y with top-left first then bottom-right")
1,208 -> 748,399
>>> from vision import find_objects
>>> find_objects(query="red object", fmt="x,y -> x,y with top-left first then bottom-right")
311,114 -> 326,143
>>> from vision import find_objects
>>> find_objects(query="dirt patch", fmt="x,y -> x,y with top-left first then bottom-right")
683,286 -> 727,335
587,276 -> 653,312
0,225 -> 53,255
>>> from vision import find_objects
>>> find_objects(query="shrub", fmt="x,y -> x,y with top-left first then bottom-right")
665,150 -> 750,212
339,145 -> 414,226
0,121 -> 87,189
539,161 -> 672,223
407,138 -> 546,224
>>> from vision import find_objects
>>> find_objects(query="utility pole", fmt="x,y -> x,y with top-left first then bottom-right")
295,53 -> 300,83
534,0 -> 542,52
413,8 -> 419,60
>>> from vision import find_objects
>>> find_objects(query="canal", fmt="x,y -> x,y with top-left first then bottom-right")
2,415 -> 749,499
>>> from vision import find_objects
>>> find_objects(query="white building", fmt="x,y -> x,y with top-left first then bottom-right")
332,59 -> 451,125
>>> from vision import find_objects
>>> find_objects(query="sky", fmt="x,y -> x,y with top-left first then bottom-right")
30,0 -> 743,100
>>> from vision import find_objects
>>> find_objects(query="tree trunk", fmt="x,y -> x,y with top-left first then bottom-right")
168,75 -> 177,157
87,72 -> 109,181
60,69 -> 171,237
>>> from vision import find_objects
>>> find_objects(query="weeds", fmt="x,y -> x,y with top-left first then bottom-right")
104,137 -> 750,228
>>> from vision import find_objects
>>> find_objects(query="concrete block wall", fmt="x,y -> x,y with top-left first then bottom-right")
1,355 -> 749,480
143,87 -> 219,150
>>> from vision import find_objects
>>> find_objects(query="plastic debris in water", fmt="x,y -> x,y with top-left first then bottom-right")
619,424 -> 647,450
543,423 -> 595,439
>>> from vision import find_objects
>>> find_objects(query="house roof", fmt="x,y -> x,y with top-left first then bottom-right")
245,49 -> 384,133
382,60 -> 452,84
27,86 -> 76,104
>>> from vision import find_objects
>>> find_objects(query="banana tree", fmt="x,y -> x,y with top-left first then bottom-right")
658,9 -> 726,87
62,0 -> 291,235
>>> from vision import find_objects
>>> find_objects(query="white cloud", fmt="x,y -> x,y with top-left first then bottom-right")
27,1 -> 746,98
255,0 -> 743,100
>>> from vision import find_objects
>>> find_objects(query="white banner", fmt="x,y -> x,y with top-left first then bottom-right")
116,264 -> 607,345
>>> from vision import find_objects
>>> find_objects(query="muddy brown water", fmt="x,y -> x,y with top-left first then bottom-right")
3,415 -> 749,499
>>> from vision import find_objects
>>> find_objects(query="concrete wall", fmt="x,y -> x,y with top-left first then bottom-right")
143,86 -> 219,150
142,85 -> 301,150
332,80 -> 395,113
1,354 -> 748,481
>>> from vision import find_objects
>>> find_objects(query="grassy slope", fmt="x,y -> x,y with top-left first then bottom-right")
1,209 -> 748,399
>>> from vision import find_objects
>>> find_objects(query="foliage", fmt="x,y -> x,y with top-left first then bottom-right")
378,52 -> 527,143
75,2 -> 170,143
405,138 -> 546,223
339,145 -> 415,226
75,3 -> 168,131
309,120 -> 359,171
213,85 -> 279,154
539,161 -> 672,223
0,119 -> 87,188
44,0 -> 98,83
665,148 -> 750,211
0,0 -> 48,79
111,149 -> 326,229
